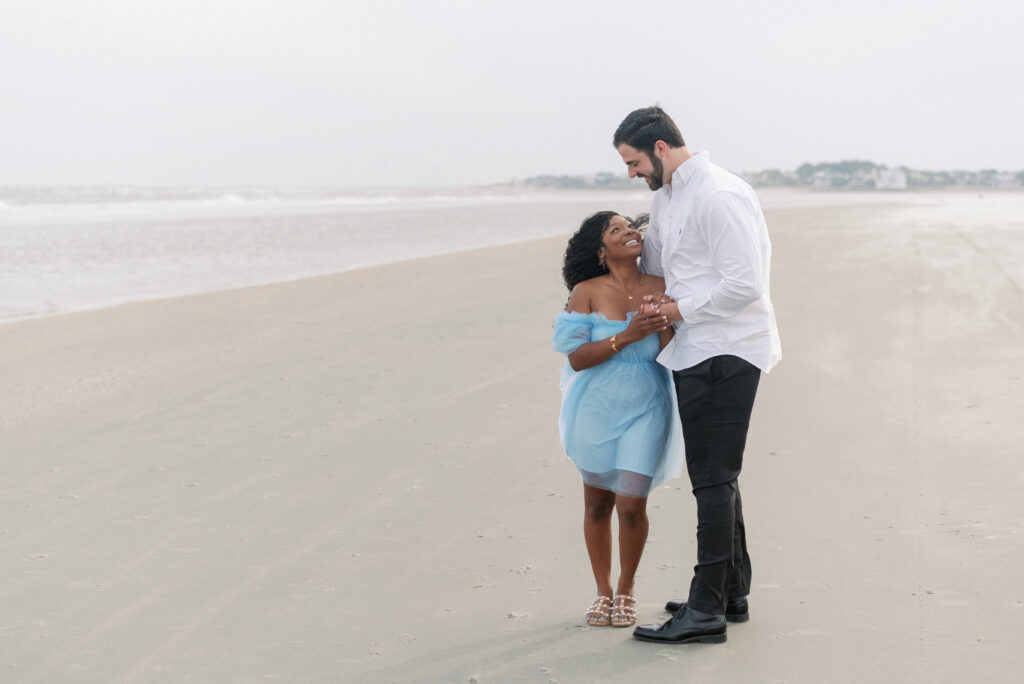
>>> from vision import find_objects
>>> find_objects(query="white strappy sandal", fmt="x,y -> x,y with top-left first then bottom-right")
611,594 -> 637,627
585,595 -> 613,626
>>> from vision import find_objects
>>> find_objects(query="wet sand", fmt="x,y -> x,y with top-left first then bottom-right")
2,193 -> 1023,682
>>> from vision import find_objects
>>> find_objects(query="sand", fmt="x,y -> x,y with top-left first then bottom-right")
2,193 -> 1023,683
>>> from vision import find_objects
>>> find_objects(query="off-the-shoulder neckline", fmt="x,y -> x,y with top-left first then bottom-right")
557,310 -> 637,324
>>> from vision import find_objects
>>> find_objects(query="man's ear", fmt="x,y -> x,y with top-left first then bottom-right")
653,140 -> 667,158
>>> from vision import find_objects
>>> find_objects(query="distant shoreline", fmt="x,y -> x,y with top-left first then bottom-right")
514,160 -> 1024,191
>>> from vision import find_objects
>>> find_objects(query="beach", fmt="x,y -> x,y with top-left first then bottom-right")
2,192 -> 1023,683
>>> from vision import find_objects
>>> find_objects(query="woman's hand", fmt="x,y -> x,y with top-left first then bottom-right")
620,307 -> 670,345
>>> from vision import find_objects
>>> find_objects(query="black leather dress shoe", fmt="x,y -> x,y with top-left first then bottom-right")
632,608 -> 726,644
662,596 -> 749,623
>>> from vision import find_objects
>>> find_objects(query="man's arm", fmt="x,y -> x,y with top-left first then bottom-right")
675,190 -> 765,323
638,201 -> 664,277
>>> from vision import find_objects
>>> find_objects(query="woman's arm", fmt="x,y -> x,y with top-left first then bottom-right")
644,277 -> 675,351
565,284 -> 665,372
658,325 -> 674,351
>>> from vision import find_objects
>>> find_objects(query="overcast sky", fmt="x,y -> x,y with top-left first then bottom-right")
2,0 -> 1022,187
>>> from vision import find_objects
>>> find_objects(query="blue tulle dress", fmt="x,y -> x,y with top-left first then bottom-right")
552,310 -> 683,498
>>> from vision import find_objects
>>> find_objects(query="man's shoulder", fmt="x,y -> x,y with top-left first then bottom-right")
701,162 -> 753,194
693,166 -> 757,212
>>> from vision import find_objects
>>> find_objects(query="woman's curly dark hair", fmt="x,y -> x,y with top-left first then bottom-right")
562,210 -> 618,292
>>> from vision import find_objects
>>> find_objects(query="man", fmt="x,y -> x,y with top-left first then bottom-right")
613,106 -> 781,644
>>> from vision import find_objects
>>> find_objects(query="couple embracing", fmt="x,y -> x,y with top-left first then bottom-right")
553,106 -> 781,644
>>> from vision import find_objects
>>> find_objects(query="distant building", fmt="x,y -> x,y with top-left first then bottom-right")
996,171 -> 1017,188
518,161 -> 1021,191
876,168 -> 908,190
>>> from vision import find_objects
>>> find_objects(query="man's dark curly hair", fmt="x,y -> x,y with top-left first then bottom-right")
561,210 -> 618,292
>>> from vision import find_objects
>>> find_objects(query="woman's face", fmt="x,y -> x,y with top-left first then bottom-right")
600,215 -> 642,260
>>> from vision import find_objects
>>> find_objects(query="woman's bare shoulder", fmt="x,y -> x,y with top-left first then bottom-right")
567,279 -> 600,313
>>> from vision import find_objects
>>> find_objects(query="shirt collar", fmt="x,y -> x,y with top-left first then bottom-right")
671,151 -> 710,186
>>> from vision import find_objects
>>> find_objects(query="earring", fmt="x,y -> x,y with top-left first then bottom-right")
598,253 -> 606,267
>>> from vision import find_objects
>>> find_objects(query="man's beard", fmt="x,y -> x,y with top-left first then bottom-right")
646,154 -> 665,191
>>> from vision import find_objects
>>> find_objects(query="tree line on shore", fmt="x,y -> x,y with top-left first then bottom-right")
518,161 -> 1024,190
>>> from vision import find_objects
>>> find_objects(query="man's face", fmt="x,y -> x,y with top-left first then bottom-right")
617,143 -> 665,191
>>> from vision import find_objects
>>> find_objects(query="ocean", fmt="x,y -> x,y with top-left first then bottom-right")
2,185 -> 1021,324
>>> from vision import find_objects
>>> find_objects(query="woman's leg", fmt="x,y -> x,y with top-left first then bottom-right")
583,483 -> 616,598
614,493 -> 649,596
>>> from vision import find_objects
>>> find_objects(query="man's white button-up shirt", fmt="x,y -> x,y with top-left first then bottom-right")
640,152 -> 781,372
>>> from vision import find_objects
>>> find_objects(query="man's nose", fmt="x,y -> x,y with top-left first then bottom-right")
628,167 -> 637,178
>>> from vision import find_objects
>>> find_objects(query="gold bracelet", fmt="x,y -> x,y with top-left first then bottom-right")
610,335 -> 620,353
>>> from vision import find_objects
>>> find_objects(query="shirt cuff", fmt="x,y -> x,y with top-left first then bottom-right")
676,294 -> 699,323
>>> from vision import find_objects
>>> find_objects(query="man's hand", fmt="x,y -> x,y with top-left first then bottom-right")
642,294 -> 681,325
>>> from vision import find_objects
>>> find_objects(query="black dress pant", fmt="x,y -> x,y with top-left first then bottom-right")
673,354 -> 760,615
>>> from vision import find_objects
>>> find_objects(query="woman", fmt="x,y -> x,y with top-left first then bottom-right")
552,211 -> 683,628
